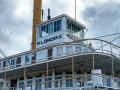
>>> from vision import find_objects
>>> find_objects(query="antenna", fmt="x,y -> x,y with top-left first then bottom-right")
75,0 -> 76,20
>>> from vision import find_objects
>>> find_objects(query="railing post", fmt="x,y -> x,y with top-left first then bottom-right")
110,43 -> 113,55
87,40 -> 89,52
52,67 -> 55,89
101,40 -> 103,52
118,47 -> 120,58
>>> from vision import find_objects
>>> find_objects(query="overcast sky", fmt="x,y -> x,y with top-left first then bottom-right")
0,0 -> 120,57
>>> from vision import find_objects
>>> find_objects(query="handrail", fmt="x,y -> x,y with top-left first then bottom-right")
1,74 -> 120,90
0,38 -> 120,72
0,38 -> 119,60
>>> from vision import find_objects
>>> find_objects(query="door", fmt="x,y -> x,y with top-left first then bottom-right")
32,53 -> 36,63
16,57 -> 21,67
48,48 -> 52,60
10,79 -> 17,90
3,61 -> 6,67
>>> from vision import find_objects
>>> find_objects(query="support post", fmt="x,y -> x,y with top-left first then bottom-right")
118,47 -> 120,58
24,68 -> 26,90
92,54 -> 95,88
4,71 -> 6,90
101,40 -> 103,52
112,57 -> 114,77
92,54 -> 94,74
46,62 -> 48,89
72,57 -> 74,77
110,43 -> 113,55
72,57 -> 74,89
52,67 -> 55,89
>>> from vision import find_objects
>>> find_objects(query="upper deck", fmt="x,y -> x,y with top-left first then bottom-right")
0,14 -> 120,90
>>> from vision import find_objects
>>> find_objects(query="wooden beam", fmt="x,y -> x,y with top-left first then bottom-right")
24,68 -> 26,90
72,57 -> 74,76
92,54 -> 94,74
4,71 -> 6,89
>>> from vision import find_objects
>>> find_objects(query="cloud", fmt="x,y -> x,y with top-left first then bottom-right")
0,0 -> 33,56
80,0 -> 120,43
0,0 -> 120,57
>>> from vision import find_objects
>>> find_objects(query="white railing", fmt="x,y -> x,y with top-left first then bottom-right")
0,38 -> 120,71
1,74 -> 120,90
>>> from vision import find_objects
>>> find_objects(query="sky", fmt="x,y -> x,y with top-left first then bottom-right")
0,0 -> 120,57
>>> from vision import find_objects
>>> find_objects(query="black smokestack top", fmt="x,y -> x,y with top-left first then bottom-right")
47,8 -> 51,20
42,9 -> 44,21
42,9 -> 44,15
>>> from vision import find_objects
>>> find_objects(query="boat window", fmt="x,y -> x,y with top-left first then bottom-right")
66,76 -> 73,87
76,47 -> 81,53
19,82 -> 24,89
27,80 -> 32,85
54,19 -> 61,32
35,79 -> 42,90
0,62 -> 1,68
57,47 -> 63,56
11,58 -> 15,66
38,19 -> 62,38
55,77 -> 62,88
45,78 -> 52,88
16,57 -> 21,67
32,53 -> 36,63
0,82 -> 3,88
25,55 -> 30,62
66,46 -> 72,54
66,19 -> 83,38
3,61 -> 6,67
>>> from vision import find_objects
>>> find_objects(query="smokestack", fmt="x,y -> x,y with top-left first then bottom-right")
47,8 -> 51,20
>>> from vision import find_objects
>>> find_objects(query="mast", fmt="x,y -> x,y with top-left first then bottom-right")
31,0 -> 42,50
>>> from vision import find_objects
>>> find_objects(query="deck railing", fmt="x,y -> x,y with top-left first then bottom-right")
1,74 -> 120,90
0,38 -> 120,72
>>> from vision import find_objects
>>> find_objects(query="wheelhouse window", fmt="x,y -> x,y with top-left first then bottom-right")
66,19 -> 84,39
54,19 -> 62,32
38,19 -> 62,38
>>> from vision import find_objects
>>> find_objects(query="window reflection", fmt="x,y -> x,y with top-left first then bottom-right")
39,19 -> 62,38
